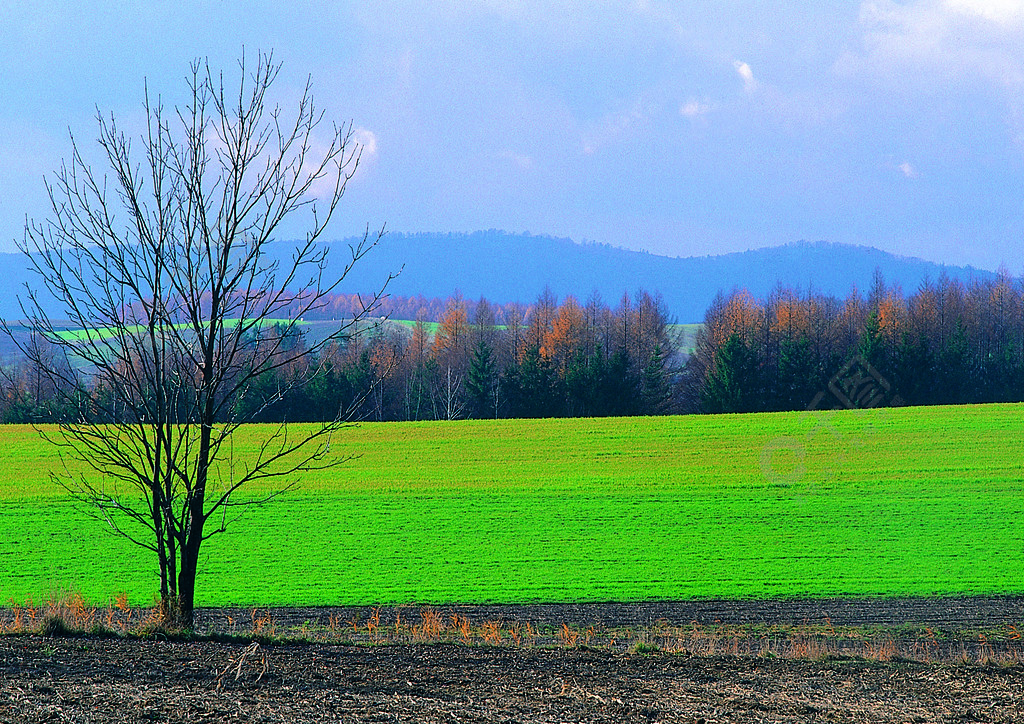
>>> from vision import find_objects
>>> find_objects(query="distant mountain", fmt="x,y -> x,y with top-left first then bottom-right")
0,232 -> 997,323
283,232 -> 997,322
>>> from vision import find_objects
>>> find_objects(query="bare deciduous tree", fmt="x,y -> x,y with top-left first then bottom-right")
2,52 -> 391,628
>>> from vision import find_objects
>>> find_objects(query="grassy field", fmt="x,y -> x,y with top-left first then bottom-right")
667,323 -> 701,354
0,404 -> 1022,608
52,317 -> 307,342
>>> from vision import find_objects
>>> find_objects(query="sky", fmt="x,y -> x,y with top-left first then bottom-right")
2,0 -> 1024,271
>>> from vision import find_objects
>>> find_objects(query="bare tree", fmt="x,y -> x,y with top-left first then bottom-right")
441,365 -> 465,421
2,52 -> 392,628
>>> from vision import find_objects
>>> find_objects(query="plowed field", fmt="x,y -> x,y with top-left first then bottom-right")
3,598 -> 1023,723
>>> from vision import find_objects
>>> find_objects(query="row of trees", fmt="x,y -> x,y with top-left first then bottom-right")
12,269 -> 1024,424
690,270 -> 1024,413
367,288 -> 676,421
2,289 -> 679,424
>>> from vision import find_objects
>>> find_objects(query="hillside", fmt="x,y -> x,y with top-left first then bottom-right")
268,232 -> 998,322
0,232 -> 996,323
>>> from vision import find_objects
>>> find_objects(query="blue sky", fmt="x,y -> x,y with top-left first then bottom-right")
2,1 -> 1023,270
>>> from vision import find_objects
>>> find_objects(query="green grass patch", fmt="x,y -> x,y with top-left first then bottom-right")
1,404 -> 1022,607
53,317 -> 305,343
667,323 -> 701,354
390,319 -> 441,336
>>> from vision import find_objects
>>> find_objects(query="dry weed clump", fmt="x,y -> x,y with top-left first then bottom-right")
413,607 -> 444,641
43,588 -> 96,634
1,589 -> 180,639
452,613 -> 473,644
250,608 -> 278,639
2,598 -> 38,633
103,591 -> 133,633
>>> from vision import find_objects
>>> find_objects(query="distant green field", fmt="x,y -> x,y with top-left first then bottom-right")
1,404 -> 1022,607
54,318 -> 305,343
389,320 -> 700,350
668,323 -> 701,354
390,319 -> 441,336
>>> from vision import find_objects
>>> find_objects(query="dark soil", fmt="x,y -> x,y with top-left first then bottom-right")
3,598 -> 1024,723
196,594 -> 1024,632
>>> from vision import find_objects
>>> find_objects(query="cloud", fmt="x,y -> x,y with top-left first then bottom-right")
499,149 -> 535,170
899,161 -> 918,178
300,127 -> 379,199
837,0 -> 1024,147
581,103 -> 645,155
353,127 -> 378,159
733,60 -> 757,92
845,0 -> 1024,87
680,98 -> 712,119
945,0 -> 1024,26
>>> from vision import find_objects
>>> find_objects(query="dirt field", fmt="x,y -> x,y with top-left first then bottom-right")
2,598 -> 1023,723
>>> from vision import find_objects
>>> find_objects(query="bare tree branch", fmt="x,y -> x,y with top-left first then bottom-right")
1,51 -> 392,629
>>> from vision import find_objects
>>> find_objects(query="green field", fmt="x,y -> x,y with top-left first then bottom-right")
53,317 -> 307,343
668,323 -> 701,354
390,319 -> 442,336
1,404 -> 1022,607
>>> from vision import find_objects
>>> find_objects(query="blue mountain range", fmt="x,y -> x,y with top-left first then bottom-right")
0,231 -> 996,323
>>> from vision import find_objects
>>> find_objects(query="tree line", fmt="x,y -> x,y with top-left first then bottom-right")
1,288 -> 680,424
689,269 -> 1024,413
230,287 -> 679,422
8,268 -> 1024,424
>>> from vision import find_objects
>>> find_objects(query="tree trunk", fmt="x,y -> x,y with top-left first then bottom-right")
176,537 -> 202,630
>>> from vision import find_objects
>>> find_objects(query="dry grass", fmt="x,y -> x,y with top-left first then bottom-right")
3,595 -> 1024,666
3,589 -> 174,638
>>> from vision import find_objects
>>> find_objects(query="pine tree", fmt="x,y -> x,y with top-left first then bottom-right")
602,347 -> 639,416
640,344 -> 672,415
466,338 -> 498,418
505,344 -> 561,418
701,332 -> 758,413
774,336 -> 819,411
937,320 -> 974,404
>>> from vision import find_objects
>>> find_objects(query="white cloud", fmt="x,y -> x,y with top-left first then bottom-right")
581,103 -> 646,154
499,149 -> 535,170
839,0 -> 1024,147
353,127 -> 378,159
899,161 -> 919,177
846,0 -> 1024,86
733,60 -> 757,92
344,127 -> 379,189
301,127 -> 379,199
680,98 -> 712,118
945,0 -> 1024,26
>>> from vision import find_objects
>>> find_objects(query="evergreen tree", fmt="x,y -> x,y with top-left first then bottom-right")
565,349 -> 605,417
774,336 -> 819,411
701,332 -> 758,413
466,338 -> 498,418
640,344 -> 672,415
937,320 -> 974,404
984,342 -> 1024,403
504,344 -> 561,418
859,310 -> 884,371
892,332 -> 933,406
